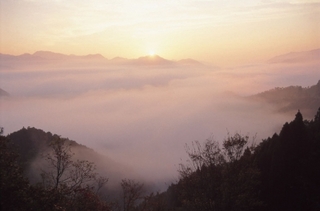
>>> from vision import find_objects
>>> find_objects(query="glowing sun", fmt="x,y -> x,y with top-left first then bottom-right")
149,50 -> 155,56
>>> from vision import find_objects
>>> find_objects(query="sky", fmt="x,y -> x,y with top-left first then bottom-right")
1,0 -> 319,66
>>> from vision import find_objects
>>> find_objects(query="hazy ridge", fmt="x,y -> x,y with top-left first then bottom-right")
0,51 -> 204,67
268,48 -> 320,63
249,80 -> 320,119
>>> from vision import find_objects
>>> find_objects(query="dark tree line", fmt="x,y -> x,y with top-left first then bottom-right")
253,109 -> 320,210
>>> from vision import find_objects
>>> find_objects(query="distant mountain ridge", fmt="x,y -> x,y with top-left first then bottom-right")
2,48 -> 319,66
268,48 -> 320,63
127,55 -> 175,66
0,51 -> 204,66
249,80 -> 320,118
0,51 -> 106,61
177,58 -> 203,65
33,51 -> 106,60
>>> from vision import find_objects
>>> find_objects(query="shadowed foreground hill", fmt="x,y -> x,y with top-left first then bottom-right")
7,127 -> 131,187
249,80 -> 320,118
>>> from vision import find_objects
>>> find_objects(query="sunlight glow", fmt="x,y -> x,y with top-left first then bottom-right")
149,51 -> 155,56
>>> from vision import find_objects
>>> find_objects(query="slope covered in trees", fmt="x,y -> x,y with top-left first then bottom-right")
252,110 -> 320,210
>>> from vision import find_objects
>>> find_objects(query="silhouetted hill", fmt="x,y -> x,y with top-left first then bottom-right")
249,80 -> 320,118
33,51 -> 69,60
177,58 -> 203,65
268,48 -> 320,63
82,53 -> 105,60
122,55 -> 205,66
110,56 -> 128,63
7,127 -> 131,187
127,55 -> 175,66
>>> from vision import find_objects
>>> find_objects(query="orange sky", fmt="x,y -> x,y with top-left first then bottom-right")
1,0 -> 319,66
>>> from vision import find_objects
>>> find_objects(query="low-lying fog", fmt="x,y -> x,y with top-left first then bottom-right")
1,56 -> 319,190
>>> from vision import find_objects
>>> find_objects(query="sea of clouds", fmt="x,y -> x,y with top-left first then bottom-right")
1,57 -> 319,189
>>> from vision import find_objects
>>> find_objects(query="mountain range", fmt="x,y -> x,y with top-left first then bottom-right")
2,48 -> 319,65
0,51 -> 204,67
